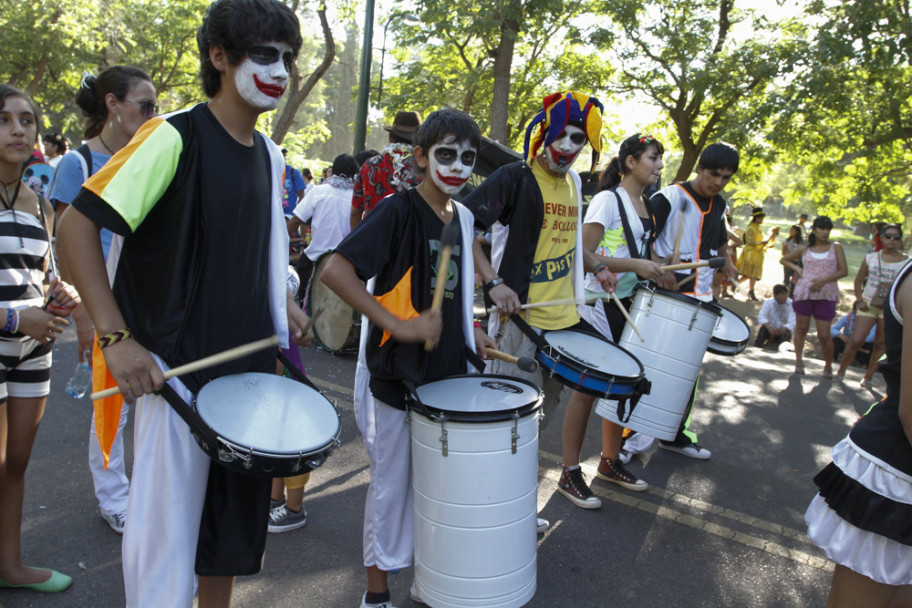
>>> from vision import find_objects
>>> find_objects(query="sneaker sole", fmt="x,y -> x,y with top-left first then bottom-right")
556,486 -> 602,509
267,519 -> 308,533
659,444 -> 711,460
595,470 -> 649,492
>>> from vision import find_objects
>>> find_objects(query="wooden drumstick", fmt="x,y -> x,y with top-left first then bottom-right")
487,348 -> 539,373
425,219 -> 461,351
90,335 -> 281,400
671,218 -> 685,265
487,293 -> 609,315
677,273 -> 697,288
609,291 -> 644,341
660,257 -> 726,272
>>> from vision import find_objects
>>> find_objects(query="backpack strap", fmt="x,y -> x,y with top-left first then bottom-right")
76,144 -> 94,179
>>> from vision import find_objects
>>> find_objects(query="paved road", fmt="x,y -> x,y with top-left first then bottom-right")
2,301 -> 879,608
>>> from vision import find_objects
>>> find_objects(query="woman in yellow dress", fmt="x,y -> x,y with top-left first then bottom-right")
738,207 -> 779,300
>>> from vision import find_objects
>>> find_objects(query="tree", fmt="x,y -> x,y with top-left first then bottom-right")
770,0 -> 911,223
584,0 -> 804,180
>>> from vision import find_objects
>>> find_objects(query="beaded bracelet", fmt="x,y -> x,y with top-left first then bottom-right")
592,263 -> 610,276
3,308 -> 14,333
97,328 -> 134,349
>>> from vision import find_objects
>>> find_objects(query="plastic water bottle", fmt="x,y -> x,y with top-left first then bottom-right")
65,361 -> 93,399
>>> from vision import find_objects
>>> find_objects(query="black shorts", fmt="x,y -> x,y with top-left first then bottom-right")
195,462 -> 273,576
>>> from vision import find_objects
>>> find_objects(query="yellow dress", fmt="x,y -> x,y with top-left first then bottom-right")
737,222 -> 770,280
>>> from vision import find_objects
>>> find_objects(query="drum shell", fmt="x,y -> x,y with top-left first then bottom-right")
192,373 -> 340,477
597,288 -> 720,441
307,252 -> 360,353
707,306 -> 750,356
410,380 -> 540,608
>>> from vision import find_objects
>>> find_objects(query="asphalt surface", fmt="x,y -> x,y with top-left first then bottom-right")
1,297 -> 879,608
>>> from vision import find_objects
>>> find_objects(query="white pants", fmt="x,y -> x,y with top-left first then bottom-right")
359,397 -> 413,571
89,403 -> 130,516
123,372 -> 209,608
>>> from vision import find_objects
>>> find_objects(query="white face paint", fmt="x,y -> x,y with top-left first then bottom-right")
428,136 -> 477,196
544,124 -> 587,175
234,41 -> 293,111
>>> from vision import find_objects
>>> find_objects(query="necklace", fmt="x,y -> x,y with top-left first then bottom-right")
98,134 -> 116,155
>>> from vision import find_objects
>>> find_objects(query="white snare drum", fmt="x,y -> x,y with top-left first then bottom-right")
408,375 -> 543,608
707,305 -> 750,356
192,373 -> 341,477
596,287 -> 721,441
308,252 -> 360,353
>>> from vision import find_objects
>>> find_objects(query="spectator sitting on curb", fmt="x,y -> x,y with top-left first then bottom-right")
754,284 -> 796,350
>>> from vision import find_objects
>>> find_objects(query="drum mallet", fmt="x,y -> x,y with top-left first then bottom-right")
660,256 -> 726,273
487,348 -> 539,373
425,219 -> 461,351
90,335 -> 281,400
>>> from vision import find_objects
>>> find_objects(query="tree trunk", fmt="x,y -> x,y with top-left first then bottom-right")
271,6 -> 335,144
488,3 -> 520,143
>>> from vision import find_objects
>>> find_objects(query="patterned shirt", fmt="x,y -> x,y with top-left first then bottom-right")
351,143 -> 421,217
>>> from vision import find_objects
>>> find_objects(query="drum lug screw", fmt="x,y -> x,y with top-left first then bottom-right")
439,415 -> 449,457
689,309 -> 698,330
511,412 -> 520,454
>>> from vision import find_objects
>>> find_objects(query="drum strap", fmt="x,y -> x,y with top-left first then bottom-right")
508,314 -> 549,349
158,382 -> 220,446
464,346 -> 486,373
613,189 -> 653,260
276,350 -> 321,391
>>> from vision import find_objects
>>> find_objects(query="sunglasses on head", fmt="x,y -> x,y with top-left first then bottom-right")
124,99 -> 158,118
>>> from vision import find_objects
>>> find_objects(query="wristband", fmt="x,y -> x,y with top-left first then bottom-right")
484,277 -> 504,292
474,319 -> 482,329
97,328 -> 134,349
3,308 -> 14,333
10,309 -> 19,334
593,263 -> 610,276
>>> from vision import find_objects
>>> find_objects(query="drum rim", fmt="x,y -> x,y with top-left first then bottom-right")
709,305 -> 751,349
194,373 -> 341,453
635,284 -> 723,315
408,374 -> 544,423
540,328 -> 645,382
307,250 -> 361,353
213,435 -> 337,459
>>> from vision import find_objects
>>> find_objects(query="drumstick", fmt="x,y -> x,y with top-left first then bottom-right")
486,294 -> 604,315
609,291 -> 644,341
677,273 -> 697,288
90,335 -> 281,400
487,348 -> 539,373
302,307 -> 323,335
671,218 -> 685,265
425,219 -> 461,351
660,257 -> 726,272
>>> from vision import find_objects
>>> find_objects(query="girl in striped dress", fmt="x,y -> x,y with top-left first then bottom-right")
0,84 -> 79,593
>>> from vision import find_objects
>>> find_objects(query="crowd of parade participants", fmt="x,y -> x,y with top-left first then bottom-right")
0,0 -> 910,606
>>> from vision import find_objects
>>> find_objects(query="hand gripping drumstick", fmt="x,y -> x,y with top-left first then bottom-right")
660,256 -> 726,272
487,348 -> 539,373
90,335 -> 281,400
425,219 -> 461,351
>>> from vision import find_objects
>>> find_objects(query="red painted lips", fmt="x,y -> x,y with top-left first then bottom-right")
254,75 -> 285,98
436,173 -> 469,186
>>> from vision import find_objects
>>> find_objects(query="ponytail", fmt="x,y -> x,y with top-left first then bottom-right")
598,156 -> 623,191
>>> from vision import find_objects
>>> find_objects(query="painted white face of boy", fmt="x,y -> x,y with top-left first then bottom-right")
234,41 -> 293,110
544,124 -> 586,175
428,136 -> 477,195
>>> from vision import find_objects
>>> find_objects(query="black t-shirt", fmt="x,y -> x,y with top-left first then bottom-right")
335,189 -> 466,408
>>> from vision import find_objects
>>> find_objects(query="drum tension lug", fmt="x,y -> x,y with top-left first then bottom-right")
689,309 -> 698,330
292,451 -> 304,473
439,414 -> 449,457
511,412 -> 520,454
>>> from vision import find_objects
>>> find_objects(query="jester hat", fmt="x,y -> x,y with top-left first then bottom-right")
523,91 -> 604,174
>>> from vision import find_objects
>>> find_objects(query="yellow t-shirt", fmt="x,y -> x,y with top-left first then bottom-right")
527,159 -> 580,329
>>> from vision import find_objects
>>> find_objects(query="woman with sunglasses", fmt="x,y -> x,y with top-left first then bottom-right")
49,66 -> 157,535
835,224 -> 908,387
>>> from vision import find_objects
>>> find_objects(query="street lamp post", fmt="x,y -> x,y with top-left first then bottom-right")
353,8 -> 420,154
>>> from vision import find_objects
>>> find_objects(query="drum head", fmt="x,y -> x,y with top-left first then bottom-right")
544,330 -> 643,379
713,307 -> 750,343
195,373 -> 339,455
413,375 -> 542,421
308,252 -> 359,352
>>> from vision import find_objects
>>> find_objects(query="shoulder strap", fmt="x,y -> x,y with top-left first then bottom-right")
76,144 -> 94,179
614,188 -> 654,259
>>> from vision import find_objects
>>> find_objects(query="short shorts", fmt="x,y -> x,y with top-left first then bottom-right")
856,298 -> 884,320
0,340 -> 53,401
792,299 -> 837,322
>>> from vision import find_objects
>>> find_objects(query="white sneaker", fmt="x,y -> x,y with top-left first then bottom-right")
360,592 -> 396,608
101,510 -> 126,534
536,517 -> 550,534
660,441 -> 712,460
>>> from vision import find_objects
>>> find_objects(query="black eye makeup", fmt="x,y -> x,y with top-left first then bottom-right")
433,147 -> 476,167
248,45 -> 295,72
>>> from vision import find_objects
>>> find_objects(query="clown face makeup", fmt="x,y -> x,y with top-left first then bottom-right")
428,136 -> 477,196
234,41 -> 293,111
543,124 -> 586,175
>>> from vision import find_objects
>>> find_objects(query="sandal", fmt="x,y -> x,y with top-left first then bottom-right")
794,364 -> 805,375
834,374 -> 844,383
822,369 -> 833,380
860,379 -> 873,389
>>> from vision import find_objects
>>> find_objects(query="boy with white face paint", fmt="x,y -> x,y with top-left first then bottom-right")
58,0 -> 307,606
465,91 -> 618,513
321,108 -> 496,608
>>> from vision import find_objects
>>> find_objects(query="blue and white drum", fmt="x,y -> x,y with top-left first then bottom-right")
408,375 -> 543,608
